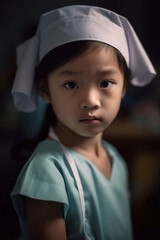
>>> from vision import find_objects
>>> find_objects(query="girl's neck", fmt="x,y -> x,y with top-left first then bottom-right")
53,124 -> 112,180
54,125 -> 103,158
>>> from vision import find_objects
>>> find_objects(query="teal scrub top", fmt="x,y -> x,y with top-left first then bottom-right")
11,139 -> 133,240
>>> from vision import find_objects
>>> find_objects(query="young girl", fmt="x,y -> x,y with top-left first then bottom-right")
11,5 -> 156,240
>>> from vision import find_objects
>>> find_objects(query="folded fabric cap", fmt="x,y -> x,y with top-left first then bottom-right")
11,5 -> 156,112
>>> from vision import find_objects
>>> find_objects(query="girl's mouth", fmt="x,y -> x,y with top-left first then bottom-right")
79,117 -> 101,124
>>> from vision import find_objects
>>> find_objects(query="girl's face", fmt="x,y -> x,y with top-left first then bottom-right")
42,47 -> 126,138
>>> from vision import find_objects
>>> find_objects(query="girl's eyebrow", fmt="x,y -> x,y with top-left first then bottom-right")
59,70 -> 83,75
96,69 -> 119,75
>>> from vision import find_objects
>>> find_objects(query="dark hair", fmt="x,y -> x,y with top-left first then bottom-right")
12,41 -> 130,162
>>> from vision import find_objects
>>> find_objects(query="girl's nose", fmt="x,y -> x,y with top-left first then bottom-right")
80,88 -> 100,110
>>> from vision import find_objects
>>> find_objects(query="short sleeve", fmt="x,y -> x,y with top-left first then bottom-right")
10,145 -> 69,219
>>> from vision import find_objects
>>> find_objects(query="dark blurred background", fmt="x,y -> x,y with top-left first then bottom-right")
0,0 -> 160,239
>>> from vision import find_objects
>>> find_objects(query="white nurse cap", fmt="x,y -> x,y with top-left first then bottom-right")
11,5 -> 156,112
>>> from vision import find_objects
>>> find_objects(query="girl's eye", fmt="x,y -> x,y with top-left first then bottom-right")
64,81 -> 79,89
100,80 -> 113,89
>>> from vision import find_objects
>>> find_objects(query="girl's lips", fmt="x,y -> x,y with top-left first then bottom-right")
79,117 -> 101,124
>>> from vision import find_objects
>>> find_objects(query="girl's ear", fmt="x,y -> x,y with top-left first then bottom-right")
38,79 -> 51,103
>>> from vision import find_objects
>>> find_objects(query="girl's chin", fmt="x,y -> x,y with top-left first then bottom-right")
73,128 -> 107,138
55,121 -> 109,138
